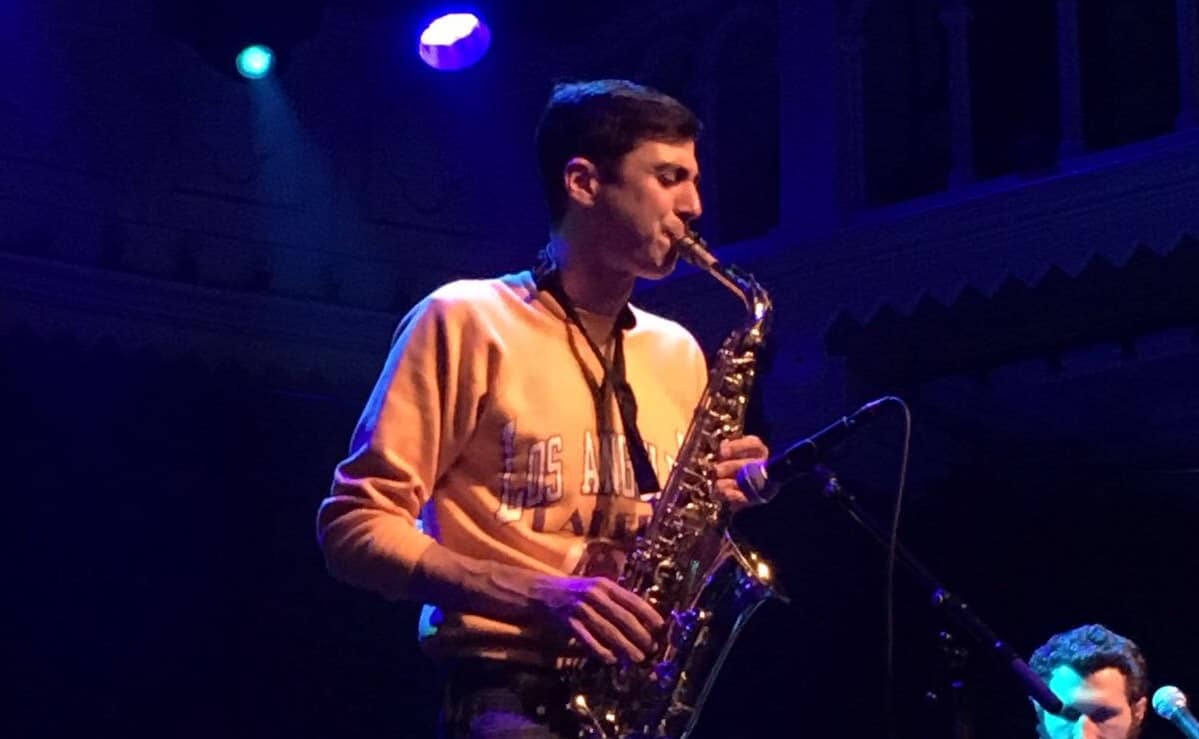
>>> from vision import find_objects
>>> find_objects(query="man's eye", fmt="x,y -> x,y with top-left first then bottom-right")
658,169 -> 686,185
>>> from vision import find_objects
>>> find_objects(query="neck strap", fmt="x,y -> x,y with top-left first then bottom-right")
534,265 -> 660,496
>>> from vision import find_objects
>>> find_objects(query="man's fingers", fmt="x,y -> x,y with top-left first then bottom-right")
567,614 -> 617,664
536,575 -> 666,662
573,599 -> 647,663
582,582 -> 657,654
712,459 -> 758,479
599,580 -> 666,632
718,435 -> 768,460
714,479 -> 752,511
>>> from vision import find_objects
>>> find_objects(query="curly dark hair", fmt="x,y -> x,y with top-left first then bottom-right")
534,79 -> 701,228
1030,623 -> 1149,706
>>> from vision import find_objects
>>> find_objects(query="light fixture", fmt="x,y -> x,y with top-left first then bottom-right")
418,12 -> 491,71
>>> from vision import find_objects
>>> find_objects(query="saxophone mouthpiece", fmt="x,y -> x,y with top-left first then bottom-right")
674,230 -> 719,271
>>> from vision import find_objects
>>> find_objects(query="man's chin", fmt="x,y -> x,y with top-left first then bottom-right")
639,255 -> 680,281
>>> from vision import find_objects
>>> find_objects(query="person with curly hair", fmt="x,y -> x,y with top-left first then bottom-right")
1029,624 -> 1149,739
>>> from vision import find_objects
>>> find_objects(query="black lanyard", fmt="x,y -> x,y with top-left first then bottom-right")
535,267 -> 661,496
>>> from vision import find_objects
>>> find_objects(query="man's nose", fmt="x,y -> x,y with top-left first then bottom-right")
676,184 -> 702,222
1073,716 -> 1101,739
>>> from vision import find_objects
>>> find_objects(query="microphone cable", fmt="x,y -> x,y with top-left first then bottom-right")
883,395 -> 913,739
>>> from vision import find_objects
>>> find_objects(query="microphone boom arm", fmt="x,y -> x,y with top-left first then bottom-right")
812,466 -> 1068,718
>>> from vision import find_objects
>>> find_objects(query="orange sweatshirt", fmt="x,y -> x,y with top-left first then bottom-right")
317,270 -> 708,665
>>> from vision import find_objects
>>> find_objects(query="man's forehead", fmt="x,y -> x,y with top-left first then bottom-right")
627,139 -> 698,168
1050,665 -> 1129,701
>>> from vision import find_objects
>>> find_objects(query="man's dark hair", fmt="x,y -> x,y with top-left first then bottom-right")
1030,623 -> 1149,706
534,79 -> 701,228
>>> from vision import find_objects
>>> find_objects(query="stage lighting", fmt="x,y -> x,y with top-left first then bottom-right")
236,44 -> 275,79
154,0 -> 324,81
418,12 -> 491,71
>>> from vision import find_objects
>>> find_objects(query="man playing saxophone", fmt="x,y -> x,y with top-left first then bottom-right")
316,79 -> 769,738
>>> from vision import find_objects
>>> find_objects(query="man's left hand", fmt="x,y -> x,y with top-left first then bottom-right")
713,436 -> 769,512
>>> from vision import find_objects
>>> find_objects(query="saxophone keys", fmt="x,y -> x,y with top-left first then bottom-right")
651,660 -> 678,688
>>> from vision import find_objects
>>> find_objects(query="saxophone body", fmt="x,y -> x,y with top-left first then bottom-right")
568,232 -> 780,739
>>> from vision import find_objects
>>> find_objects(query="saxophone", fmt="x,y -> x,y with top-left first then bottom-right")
567,231 -> 781,739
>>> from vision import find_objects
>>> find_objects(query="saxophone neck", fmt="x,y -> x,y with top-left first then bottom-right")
674,231 -> 772,324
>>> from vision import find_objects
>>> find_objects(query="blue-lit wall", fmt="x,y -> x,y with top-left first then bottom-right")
4,1 -> 1199,737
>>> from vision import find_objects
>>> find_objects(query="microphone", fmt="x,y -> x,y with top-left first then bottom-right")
1154,685 -> 1199,739
737,397 -> 889,504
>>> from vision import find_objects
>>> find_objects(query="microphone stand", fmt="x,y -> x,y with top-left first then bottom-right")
935,630 -> 973,739
808,464 -> 1064,734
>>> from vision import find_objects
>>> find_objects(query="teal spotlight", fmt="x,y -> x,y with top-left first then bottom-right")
236,44 -> 275,79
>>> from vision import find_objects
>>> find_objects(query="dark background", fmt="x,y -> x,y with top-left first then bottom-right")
4,1 -> 1198,737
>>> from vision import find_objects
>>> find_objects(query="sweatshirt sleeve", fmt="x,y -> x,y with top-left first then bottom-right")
316,290 -> 488,600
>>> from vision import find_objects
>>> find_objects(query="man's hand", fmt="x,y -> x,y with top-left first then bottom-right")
530,575 -> 665,665
713,435 -> 769,511
410,544 -> 664,665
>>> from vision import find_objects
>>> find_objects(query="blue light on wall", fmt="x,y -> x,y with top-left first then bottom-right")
236,44 -> 275,79
418,13 -> 491,71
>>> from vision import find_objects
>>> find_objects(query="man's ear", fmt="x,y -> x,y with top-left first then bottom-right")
563,157 -> 601,209
1132,696 -> 1147,725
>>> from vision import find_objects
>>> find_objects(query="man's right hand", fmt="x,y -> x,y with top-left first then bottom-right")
528,575 -> 665,664
410,543 -> 664,665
